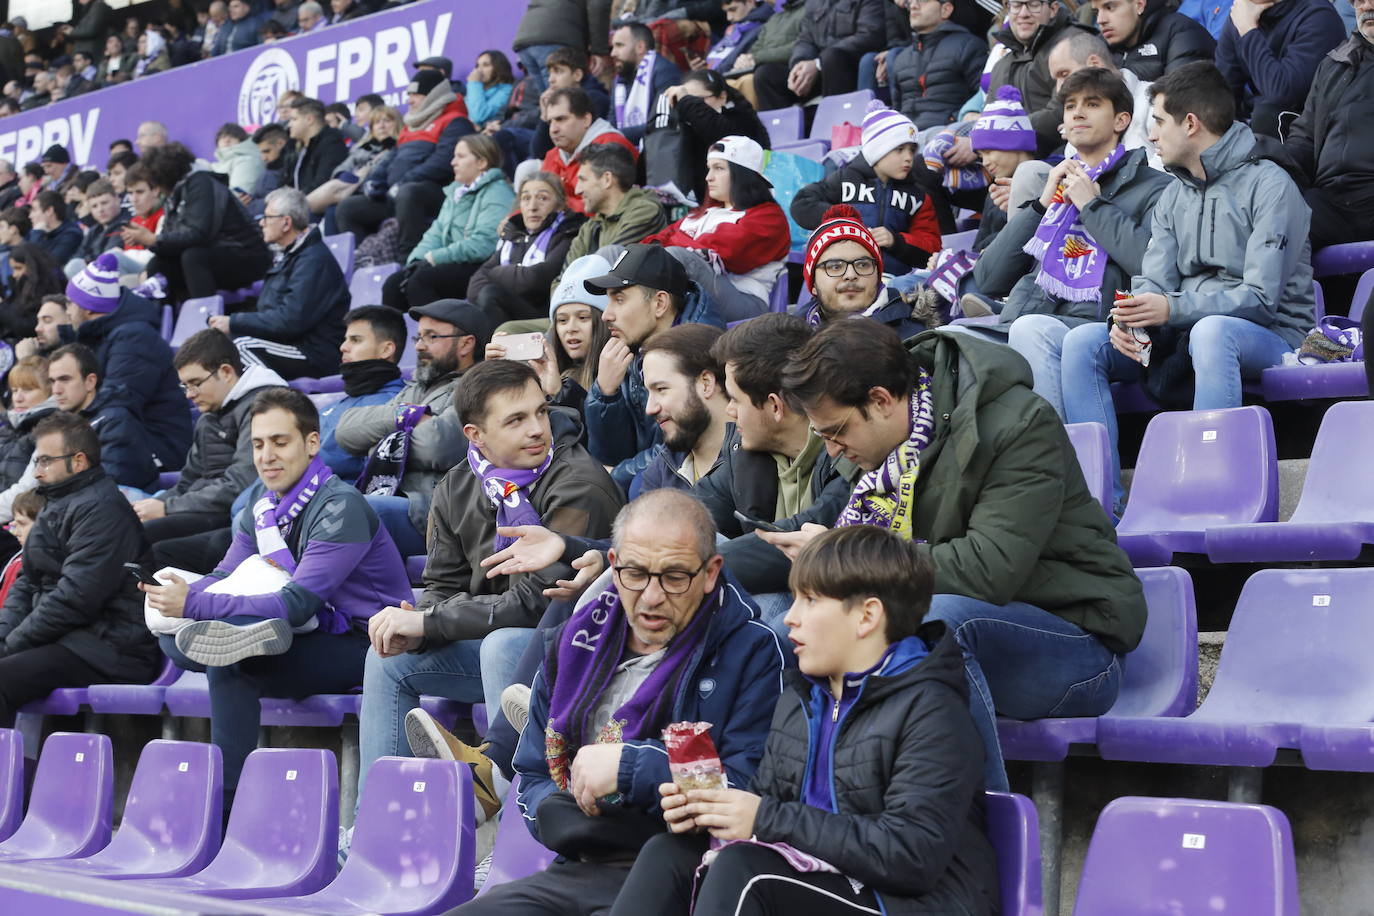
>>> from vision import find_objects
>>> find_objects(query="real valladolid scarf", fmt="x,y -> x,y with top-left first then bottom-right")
467,443 -> 553,552
253,455 -> 333,573
1023,144 -> 1126,304
615,50 -> 658,128
833,371 -> 934,539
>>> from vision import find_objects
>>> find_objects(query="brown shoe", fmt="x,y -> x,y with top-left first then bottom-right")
405,708 -> 501,821
959,293 -> 994,318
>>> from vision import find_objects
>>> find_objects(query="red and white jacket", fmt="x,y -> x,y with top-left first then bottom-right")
541,118 -> 638,214
642,201 -> 790,303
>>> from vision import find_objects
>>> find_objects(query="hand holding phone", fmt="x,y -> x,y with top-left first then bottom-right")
732,510 -> 783,533
123,562 -> 161,587
502,332 -> 547,362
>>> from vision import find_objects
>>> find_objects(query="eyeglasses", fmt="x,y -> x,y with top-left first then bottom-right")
412,332 -> 468,344
178,372 -> 213,393
1008,0 -> 1049,11
33,453 -> 74,470
257,212 -> 289,224
809,405 -> 858,445
816,256 -> 879,278
614,562 -> 707,595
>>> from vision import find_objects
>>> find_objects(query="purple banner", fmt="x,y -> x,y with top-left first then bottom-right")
0,0 -> 528,168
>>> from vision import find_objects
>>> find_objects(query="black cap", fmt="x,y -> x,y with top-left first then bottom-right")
413,56 -> 454,77
584,244 -> 689,298
407,68 -> 447,97
408,299 -> 491,350
40,144 -> 69,164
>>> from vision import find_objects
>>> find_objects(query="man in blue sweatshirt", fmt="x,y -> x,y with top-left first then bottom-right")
318,306 -> 407,479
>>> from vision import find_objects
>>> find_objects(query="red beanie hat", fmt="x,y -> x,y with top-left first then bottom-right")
802,204 -> 883,292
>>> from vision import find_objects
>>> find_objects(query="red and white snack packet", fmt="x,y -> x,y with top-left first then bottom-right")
663,721 -> 727,792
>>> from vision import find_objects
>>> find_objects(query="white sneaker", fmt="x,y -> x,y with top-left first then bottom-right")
337,824 -> 353,869
500,683 -> 531,734
473,852 -> 493,891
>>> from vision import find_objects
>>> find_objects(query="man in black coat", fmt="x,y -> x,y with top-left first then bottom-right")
754,0 -> 887,109
60,0 -> 114,59
48,343 -> 159,492
1093,0 -> 1216,82
286,98 -> 349,195
0,412 -> 159,725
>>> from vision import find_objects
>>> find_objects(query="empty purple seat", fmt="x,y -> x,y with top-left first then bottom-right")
808,90 -> 875,142
166,672 -> 354,727
33,740 -> 221,880
1312,239 -> 1374,278
171,296 -> 225,348
998,566 -> 1198,762
88,657 -> 182,716
160,304 -> 174,341
985,792 -> 1042,916
941,229 -> 978,251
252,757 -> 475,914
0,729 -> 21,843
1261,361 -> 1368,401
288,375 -> 345,395
324,232 -> 356,280
1206,401 -> 1374,562
758,106 -> 803,146
772,140 -> 828,162
479,778 -> 555,896
0,732 -> 112,862
135,747 -> 338,899
1097,568 -> 1374,767
1065,422 -> 1112,516
401,313 -> 419,373
349,262 -> 401,309
1072,797 -> 1299,915
1115,406 -> 1278,567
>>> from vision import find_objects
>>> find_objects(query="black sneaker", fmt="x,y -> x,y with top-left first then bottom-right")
175,618 -> 294,666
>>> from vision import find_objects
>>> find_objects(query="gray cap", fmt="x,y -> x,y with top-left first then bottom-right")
408,299 -> 492,350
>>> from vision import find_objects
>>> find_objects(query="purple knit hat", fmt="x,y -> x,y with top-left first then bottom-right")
66,252 -> 122,314
970,86 -> 1038,152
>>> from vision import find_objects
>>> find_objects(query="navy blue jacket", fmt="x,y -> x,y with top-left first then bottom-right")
630,442 -> 724,500
65,290 -> 192,472
792,287 -> 929,341
371,113 -> 476,191
318,378 -> 406,479
515,573 -> 786,848
888,22 -> 987,130
29,220 -> 83,265
79,384 -> 159,490
229,228 -> 349,378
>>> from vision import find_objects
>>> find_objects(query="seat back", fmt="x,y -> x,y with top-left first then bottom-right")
985,792 -> 1043,916
941,229 -> 978,251
759,106 -> 804,145
170,296 -> 225,348
479,777 -> 556,896
0,732 -> 112,860
1073,797 -> 1299,916
160,304 -> 174,341
323,232 -> 355,280
0,729 -> 21,843
1288,401 -> 1374,524
1118,406 -> 1278,535
400,313 -> 419,373
1106,567 -> 1198,719
1350,267 -> 1374,322
325,756 -> 475,911
1197,568 -> 1374,724
808,90 -> 875,141
1065,422 -> 1112,515
197,748 -> 337,895
348,262 -> 401,309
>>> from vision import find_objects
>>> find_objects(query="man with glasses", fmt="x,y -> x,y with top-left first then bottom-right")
796,205 -> 929,337
984,0 -> 1090,157
0,411 -> 159,727
336,299 -> 491,556
356,359 -> 622,831
444,488 -> 782,916
207,187 -> 348,381
135,329 -> 289,557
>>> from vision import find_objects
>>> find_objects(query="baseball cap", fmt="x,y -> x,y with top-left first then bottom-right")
407,69 -> 447,96
408,299 -> 492,350
413,56 -> 454,77
707,135 -> 771,186
584,245 -> 689,299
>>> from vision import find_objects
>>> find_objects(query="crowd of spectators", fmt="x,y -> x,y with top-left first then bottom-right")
0,0 -> 1366,912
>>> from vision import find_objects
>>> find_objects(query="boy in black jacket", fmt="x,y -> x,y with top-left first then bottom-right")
612,525 -> 998,916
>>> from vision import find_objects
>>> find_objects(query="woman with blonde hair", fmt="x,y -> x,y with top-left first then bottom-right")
306,105 -> 403,214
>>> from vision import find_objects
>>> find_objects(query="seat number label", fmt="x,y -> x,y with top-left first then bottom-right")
1314,595 -> 1331,606
74,752 -> 84,762
286,769 -> 297,781
413,781 -> 427,793
1182,833 -> 1206,849
178,762 -> 189,773
1202,430 -> 1217,442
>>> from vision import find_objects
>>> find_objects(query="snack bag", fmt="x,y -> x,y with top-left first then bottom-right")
663,721 -> 727,792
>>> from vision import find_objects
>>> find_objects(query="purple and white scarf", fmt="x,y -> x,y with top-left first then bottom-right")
802,286 -> 890,329
1023,144 -> 1126,304
252,455 -> 333,574
467,443 -> 554,552
614,50 -> 658,129
834,373 -> 934,539
498,212 -> 566,267
928,248 -> 979,304
543,582 -> 719,792
705,21 -> 762,68
355,403 -> 427,497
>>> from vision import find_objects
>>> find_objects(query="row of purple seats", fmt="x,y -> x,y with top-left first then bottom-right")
324,232 -> 356,281
169,296 -> 224,349
349,262 -> 400,310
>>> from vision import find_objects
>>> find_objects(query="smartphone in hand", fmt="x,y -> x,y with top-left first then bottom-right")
502,332 -> 547,362
123,562 -> 161,587
733,510 -> 784,533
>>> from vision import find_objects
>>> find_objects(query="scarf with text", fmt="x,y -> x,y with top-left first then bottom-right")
833,372 -> 934,538
1023,144 -> 1126,305
615,50 -> 658,129
355,403 -> 427,497
467,443 -> 554,552
253,455 -> 333,573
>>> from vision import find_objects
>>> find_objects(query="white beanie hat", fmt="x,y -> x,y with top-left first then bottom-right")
549,254 -> 611,322
861,100 -> 919,167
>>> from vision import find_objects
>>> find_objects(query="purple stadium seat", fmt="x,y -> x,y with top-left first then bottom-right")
160,305 -> 173,341
985,792 -> 1042,916
1349,267 -> 1374,322
405,555 -> 426,583
1097,568 -> 1374,767
135,748 -> 338,899
1115,407 -> 1278,567
758,106 -> 804,146
768,273 -> 788,313
772,140 -> 828,162
349,262 -> 401,309
171,296 -> 225,348
1064,422 -> 1112,515
478,778 -> 554,896
998,566 -> 1197,762
288,375 -> 345,395
401,313 -> 419,373
1312,239 -> 1374,278
157,471 -> 181,490
33,740 -> 221,880
253,757 -> 475,915
308,391 -> 347,411
1261,361 -> 1368,401
0,730 -> 21,843
166,672 -> 356,727
808,90 -> 875,142
1206,401 -> 1374,562
941,229 -> 978,251
0,732 -> 112,862
324,233 -> 356,280
1072,797 -> 1299,916
87,656 -> 182,716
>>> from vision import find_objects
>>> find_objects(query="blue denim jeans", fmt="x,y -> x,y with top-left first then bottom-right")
1061,315 -> 1292,509
926,595 -> 1122,793
1007,314 -> 1093,421
364,494 -> 426,557
517,43 -> 566,95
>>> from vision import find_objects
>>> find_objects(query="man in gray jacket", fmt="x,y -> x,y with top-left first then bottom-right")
1061,62 -> 1314,511
335,299 -> 490,557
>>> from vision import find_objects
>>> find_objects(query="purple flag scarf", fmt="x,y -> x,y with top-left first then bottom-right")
499,212 -> 566,267
252,455 -> 333,574
543,582 -> 719,792
834,372 -> 934,539
355,403 -> 427,497
928,248 -> 979,304
614,50 -> 657,129
705,21 -> 762,68
802,286 -> 889,329
467,443 -> 554,552
1022,144 -> 1127,304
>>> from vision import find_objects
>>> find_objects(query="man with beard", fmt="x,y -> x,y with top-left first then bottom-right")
15,296 -> 68,359
631,324 -> 729,498
608,23 -> 682,145
317,307 -> 407,479
336,299 -> 490,557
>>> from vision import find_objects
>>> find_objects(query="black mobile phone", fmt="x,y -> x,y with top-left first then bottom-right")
123,562 -> 160,587
732,509 -> 784,533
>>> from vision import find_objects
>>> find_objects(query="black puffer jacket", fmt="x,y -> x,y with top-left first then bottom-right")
0,467 -> 158,683
152,171 -> 271,265
1284,34 -> 1374,198
789,0 -> 888,68
0,400 -> 58,491
1112,0 -> 1216,83
466,210 -> 586,314
751,625 -> 999,915
80,384 -> 159,490
889,21 -> 987,130
291,125 -> 350,195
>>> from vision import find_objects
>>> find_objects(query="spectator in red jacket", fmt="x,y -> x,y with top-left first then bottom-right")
642,136 -> 789,321
540,87 -> 637,213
